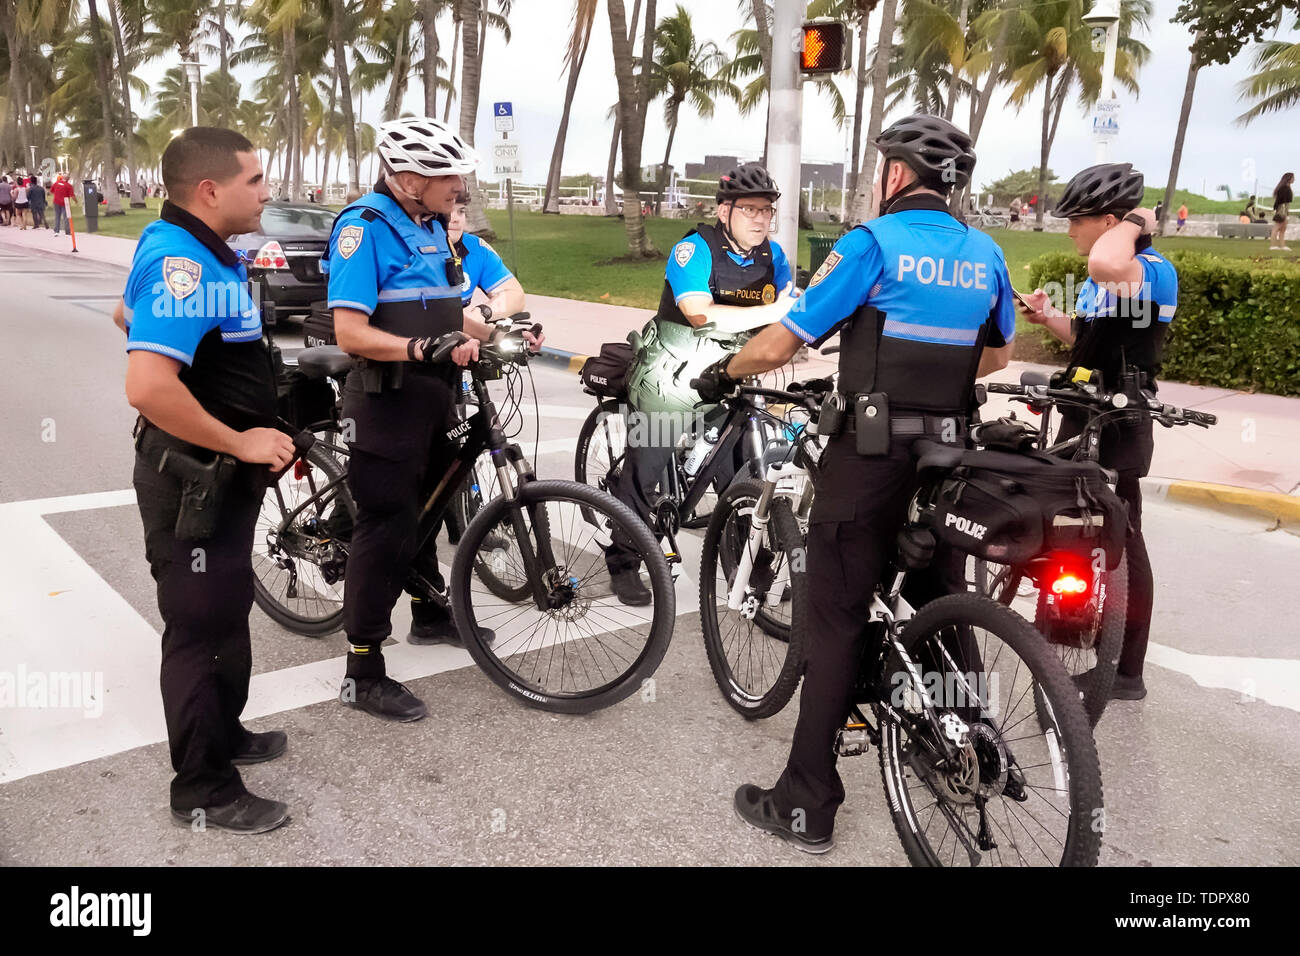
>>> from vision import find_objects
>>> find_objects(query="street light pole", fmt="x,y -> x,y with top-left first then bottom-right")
1083,0 -> 1121,164
182,60 -> 202,128
766,0 -> 806,265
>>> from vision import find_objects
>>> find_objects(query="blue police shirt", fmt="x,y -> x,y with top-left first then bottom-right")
666,232 -> 792,303
1074,248 -> 1177,326
781,195 -> 1016,412
323,187 -> 462,328
124,220 -> 261,364
457,232 -> 513,306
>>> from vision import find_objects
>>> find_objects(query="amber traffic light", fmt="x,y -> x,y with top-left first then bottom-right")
800,21 -> 849,75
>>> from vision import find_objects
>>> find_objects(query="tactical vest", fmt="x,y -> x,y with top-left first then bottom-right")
655,222 -> 777,326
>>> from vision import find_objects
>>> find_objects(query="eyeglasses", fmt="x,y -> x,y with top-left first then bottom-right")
731,204 -> 776,221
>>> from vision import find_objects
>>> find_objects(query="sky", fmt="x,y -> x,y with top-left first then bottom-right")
137,0 -> 1297,199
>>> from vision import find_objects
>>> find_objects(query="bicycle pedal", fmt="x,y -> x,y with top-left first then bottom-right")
664,550 -> 683,581
834,723 -> 870,758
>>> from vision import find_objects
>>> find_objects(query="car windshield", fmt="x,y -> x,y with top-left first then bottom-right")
260,205 -> 335,237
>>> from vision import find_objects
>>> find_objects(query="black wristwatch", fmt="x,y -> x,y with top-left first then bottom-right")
1123,212 -> 1149,234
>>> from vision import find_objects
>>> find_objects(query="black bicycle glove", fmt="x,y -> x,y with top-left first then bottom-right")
407,336 -> 434,363
694,355 -> 738,403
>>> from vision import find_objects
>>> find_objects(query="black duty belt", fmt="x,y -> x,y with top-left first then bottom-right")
844,412 -> 968,438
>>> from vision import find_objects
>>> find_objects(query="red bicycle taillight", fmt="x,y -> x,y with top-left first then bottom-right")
1051,573 -> 1089,595
255,240 -> 288,270
294,459 -> 312,480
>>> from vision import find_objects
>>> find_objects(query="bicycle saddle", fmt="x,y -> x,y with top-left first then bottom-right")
912,439 -> 964,473
297,345 -> 353,379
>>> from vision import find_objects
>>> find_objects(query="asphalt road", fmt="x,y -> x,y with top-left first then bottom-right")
1,245 -> 1297,866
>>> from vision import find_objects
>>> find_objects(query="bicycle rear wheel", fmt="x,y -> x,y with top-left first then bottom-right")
700,480 -> 806,718
447,449 -> 542,602
450,479 -> 675,714
252,441 -> 355,636
574,400 -> 627,526
876,593 -> 1103,867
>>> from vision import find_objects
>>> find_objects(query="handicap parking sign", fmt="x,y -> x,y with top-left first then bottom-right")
493,102 -> 515,132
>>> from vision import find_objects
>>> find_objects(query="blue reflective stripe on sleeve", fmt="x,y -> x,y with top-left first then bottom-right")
221,327 -> 262,342
125,341 -> 194,364
327,299 -> 375,315
484,274 -> 512,293
780,315 -> 817,343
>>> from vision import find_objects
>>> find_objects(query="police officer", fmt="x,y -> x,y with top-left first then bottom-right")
116,127 -> 293,834
695,115 -> 1016,852
324,117 -> 541,721
607,163 -> 798,605
448,189 -> 525,316
1018,163 -> 1172,701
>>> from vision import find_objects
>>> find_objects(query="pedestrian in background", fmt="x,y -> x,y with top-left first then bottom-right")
1176,201 -> 1188,234
0,177 -> 12,226
1271,172 -> 1293,251
51,174 -> 75,235
13,178 -> 29,229
28,179 -> 47,229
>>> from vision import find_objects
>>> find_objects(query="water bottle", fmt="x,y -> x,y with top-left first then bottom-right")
682,427 -> 719,477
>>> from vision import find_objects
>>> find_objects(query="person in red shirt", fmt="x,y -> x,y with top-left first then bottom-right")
51,175 -> 77,236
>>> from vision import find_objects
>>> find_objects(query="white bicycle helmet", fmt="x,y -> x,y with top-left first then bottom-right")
376,117 -> 480,177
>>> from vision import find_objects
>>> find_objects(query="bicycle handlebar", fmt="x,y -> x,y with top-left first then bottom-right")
986,381 -> 1217,427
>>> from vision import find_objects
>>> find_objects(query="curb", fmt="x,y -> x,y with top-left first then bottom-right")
534,345 -> 590,375
1142,477 -> 1300,529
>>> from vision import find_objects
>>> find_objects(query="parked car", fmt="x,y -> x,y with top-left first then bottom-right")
228,202 -> 336,326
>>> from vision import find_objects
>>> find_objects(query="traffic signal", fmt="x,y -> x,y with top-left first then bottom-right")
800,21 -> 850,75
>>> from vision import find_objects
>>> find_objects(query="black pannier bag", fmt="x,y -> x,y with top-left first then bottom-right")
579,341 -> 635,400
270,342 -> 337,430
303,300 -> 336,347
924,447 -> 1129,568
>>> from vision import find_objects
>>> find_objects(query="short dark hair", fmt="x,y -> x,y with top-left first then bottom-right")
162,127 -> 256,201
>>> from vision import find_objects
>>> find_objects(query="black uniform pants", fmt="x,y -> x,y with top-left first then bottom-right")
340,380 -> 457,677
1114,469 -> 1152,678
771,435 -> 963,838
133,437 -> 263,811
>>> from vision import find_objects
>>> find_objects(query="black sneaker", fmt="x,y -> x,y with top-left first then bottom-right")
231,729 -> 288,765
407,604 -> 496,647
732,784 -> 834,855
609,569 -> 651,607
1110,673 -> 1147,700
171,792 -> 290,834
340,675 -> 428,721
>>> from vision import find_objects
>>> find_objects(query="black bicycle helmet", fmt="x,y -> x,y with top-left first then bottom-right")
872,114 -> 976,192
716,163 -> 780,202
1052,163 -> 1145,219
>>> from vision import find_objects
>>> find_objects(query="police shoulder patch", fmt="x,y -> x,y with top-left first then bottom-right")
809,250 -> 842,287
674,240 -> 696,268
479,239 -> 496,255
162,257 -> 202,299
338,224 -> 365,260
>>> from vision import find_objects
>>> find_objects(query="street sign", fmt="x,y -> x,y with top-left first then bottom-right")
1092,98 -> 1120,139
493,140 -> 523,178
493,101 -> 514,133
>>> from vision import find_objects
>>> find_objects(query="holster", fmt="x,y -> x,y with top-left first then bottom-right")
356,357 -> 405,393
135,418 -> 238,541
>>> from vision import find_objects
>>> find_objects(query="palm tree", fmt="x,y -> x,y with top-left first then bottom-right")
326,0 -> 367,193
1,0 -> 75,167
650,6 -> 738,206
86,0 -> 125,214
603,0 -> 643,216
457,0 -> 494,238
607,0 -> 659,257
848,0 -> 900,223
145,0 -> 209,125
108,0 -> 147,205
1159,39 -> 1202,236
544,0 -> 599,214
1236,30 -> 1300,123
808,0 -> 876,196
1004,0 -> 1151,228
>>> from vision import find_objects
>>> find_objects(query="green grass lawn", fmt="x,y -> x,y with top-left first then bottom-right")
72,196 -> 165,239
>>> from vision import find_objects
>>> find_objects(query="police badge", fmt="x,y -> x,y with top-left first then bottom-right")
674,241 -> 695,267
338,224 -> 364,259
162,257 -> 202,299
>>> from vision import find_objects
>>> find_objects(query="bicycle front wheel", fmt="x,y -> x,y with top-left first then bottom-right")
700,480 -> 806,718
450,479 -> 676,714
876,593 -> 1103,867
574,400 -> 627,526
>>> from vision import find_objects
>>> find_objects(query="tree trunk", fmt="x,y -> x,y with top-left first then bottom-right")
657,105 -> 680,213
476,0 -> 489,75
848,0 -> 898,224
109,0 -> 141,205
1034,71 -> 1054,229
942,0 -> 971,122
322,68 -> 338,197
443,17 -> 462,122
4,23 -> 31,166
384,23 -> 410,121
219,0 -> 229,76
603,0 -> 641,216
87,0 -> 124,214
330,0 -> 361,192
458,0 -> 494,238
422,0 -> 440,116
968,16 -> 1009,145
607,0 -> 657,256
1160,46 -> 1201,237
848,3 -> 871,197
750,0 -> 771,77
285,25 -> 302,202
544,9 -> 594,214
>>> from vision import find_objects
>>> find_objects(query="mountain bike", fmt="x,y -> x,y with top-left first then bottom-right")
255,322 -> 677,713
971,368 -> 1217,725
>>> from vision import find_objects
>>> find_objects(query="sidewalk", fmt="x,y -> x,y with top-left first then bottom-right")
5,226 -> 1298,522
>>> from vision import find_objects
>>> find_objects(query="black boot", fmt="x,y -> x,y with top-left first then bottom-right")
340,675 -> 428,721
609,568 -> 651,606
407,596 -> 495,646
